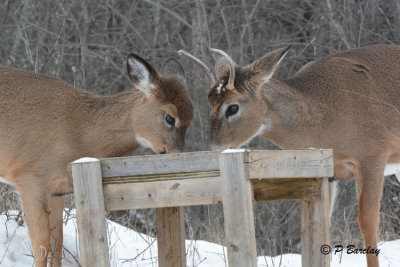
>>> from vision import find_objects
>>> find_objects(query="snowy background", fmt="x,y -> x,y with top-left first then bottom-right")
1,211 -> 399,267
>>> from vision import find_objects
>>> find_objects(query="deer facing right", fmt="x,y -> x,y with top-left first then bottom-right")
0,54 -> 193,266
180,44 -> 400,267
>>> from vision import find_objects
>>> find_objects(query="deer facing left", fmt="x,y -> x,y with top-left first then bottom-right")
0,54 -> 193,266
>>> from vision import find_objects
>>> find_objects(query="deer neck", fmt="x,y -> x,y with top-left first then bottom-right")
261,79 -> 323,148
80,90 -> 144,158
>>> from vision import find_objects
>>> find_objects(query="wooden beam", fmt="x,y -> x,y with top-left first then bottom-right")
103,176 -> 221,210
246,149 -> 333,179
102,176 -> 325,211
71,159 -> 110,267
102,170 -> 220,184
220,150 -> 257,267
156,207 -> 186,267
252,178 -> 322,201
300,177 -> 330,267
100,151 -> 219,177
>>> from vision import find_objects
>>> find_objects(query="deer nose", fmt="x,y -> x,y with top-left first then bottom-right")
160,146 -> 167,154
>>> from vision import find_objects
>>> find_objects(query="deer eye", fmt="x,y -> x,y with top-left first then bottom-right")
225,104 -> 239,119
165,114 -> 176,126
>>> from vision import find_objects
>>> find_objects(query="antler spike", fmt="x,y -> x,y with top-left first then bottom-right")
177,50 -> 216,85
209,48 -> 235,90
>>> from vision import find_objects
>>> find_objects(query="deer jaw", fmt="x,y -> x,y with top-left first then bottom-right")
181,45 -> 400,267
209,89 -> 271,150
125,55 -> 193,154
129,95 -> 190,154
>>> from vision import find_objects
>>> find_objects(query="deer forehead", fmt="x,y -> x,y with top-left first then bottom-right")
157,78 -> 194,125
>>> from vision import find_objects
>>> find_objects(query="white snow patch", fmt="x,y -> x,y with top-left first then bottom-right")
72,157 -> 99,163
222,148 -> 246,153
384,164 -> 400,184
1,211 -> 399,267
384,164 -> 400,176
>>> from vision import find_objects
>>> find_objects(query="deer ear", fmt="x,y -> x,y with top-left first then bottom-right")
215,57 -> 233,79
161,58 -> 186,86
248,46 -> 291,84
127,54 -> 158,97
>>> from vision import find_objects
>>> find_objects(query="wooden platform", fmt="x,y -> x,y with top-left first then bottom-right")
71,149 -> 333,267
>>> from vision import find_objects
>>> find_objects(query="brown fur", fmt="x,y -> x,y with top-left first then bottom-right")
0,55 -> 193,266
206,45 -> 400,267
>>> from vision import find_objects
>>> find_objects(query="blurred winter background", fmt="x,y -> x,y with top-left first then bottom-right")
0,0 -> 399,265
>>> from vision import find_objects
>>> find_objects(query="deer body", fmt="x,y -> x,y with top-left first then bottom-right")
265,47 -> 400,155
0,54 -> 193,267
265,46 -> 400,267
180,44 -> 400,267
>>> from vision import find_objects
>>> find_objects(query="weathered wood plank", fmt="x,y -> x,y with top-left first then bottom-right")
103,176 -> 325,210
100,151 -> 219,177
220,150 -> 257,267
103,176 -> 222,210
300,177 -> 330,267
156,207 -> 186,267
253,178 -> 322,201
71,159 -> 110,267
246,149 -> 333,179
102,170 -> 220,184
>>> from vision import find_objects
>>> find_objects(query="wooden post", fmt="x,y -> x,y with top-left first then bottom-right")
300,177 -> 330,267
156,207 -> 186,267
71,158 -> 110,267
219,150 -> 257,267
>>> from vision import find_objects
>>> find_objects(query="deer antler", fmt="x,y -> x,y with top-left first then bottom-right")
209,48 -> 235,90
177,50 -> 216,85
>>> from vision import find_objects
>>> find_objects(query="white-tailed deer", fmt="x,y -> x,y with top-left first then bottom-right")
0,54 -> 193,266
179,45 -> 400,267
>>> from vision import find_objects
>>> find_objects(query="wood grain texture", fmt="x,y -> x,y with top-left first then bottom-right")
103,176 -> 222,210
71,160 -> 110,267
220,151 -> 257,267
246,149 -> 333,179
103,176 -> 325,210
102,170 -> 220,184
156,207 -> 186,267
253,178 -> 322,201
100,151 -> 219,177
300,177 -> 330,267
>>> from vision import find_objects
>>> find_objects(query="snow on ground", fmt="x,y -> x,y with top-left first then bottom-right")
384,164 -> 400,183
1,211 -> 399,267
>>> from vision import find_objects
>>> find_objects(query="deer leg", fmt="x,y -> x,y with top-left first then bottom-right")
48,195 -> 66,267
356,165 -> 384,267
17,184 -> 51,267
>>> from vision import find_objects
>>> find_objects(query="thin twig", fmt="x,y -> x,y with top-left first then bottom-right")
120,238 -> 156,263
62,245 -> 81,267
40,17 -> 66,73
144,0 -> 192,30
0,45 -> 17,67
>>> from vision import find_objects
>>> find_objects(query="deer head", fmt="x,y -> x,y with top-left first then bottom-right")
179,47 -> 290,149
127,54 -> 193,153
0,52 -> 195,267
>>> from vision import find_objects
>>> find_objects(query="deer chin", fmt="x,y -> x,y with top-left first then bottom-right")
135,135 -> 156,152
237,119 -> 272,148
209,143 -> 230,151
